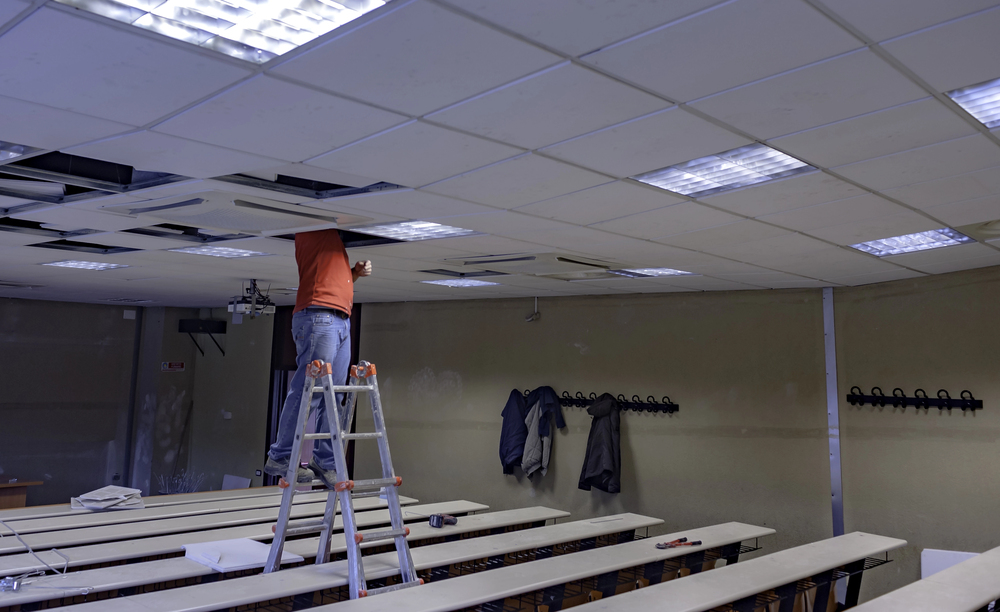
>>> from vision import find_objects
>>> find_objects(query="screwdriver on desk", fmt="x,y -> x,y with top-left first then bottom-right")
655,537 -> 703,549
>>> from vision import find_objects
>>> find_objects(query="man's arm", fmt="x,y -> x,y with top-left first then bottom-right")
352,260 -> 372,282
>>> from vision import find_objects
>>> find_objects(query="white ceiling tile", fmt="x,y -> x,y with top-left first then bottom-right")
651,276 -> 761,291
707,232 -> 831,262
834,135 -> 1000,191
764,245 -> 898,277
426,234 -> 551,255
692,50 -> 927,139
0,7 -> 251,126
440,0 -> 725,56
220,237 -> 298,257
271,1 -> 561,116
562,237 -> 698,266
66,132 -> 284,179
0,195 -> 34,209
656,219 -> 790,251
712,271 -> 815,284
324,189 -> 495,220
591,202 -> 741,240
70,232 -> 196,250
424,211 -> 574,237
769,98 -> 978,167
0,231 -> 45,247
881,5 -> 1000,92
924,194 -> 1000,227
883,242 -> 1000,273
516,181 -> 681,226
10,205 -> 149,232
427,63 -> 668,149
422,154 -> 609,208
805,211 -> 942,245
307,121 -> 521,188
154,76 -> 408,162
823,0 -> 1000,41
582,0 -> 860,102
881,166 -> 1000,209
540,107 -> 751,178
0,95 -> 133,150
759,194 -> 909,232
358,241 -> 475,261
307,201 -> 407,226
701,172 -> 868,217
825,268 -> 925,286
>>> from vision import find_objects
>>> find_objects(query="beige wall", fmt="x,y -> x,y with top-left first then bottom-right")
836,265 -> 1000,599
187,308 -> 274,490
357,289 -> 833,557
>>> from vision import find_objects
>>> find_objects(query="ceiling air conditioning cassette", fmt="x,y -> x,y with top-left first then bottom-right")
102,191 -> 372,236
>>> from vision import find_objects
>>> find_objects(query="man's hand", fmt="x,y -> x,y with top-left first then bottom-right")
354,260 -> 373,277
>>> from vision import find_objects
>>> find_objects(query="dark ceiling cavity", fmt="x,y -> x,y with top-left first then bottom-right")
420,269 -> 507,278
272,229 -> 404,248
0,216 -> 99,238
216,173 -> 406,199
122,223 -> 254,243
29,239 -> 141,255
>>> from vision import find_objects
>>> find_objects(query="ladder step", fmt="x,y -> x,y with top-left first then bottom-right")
281,519 -> 328,537
342,432 -> 382,440
329,385 -> 374,392
349,477 -> 401,492
351,490 -> 384,500
364,579 -> 424,597
303,433 -> 332,440
358,527 -> 408,544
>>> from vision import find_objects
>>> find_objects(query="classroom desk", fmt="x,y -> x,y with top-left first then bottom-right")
311,521 -> 774,612
569,531 -> 906,612
43,513 -> 663,612
0,506 -> 569,610
851,544 -> 1000,612
0,481 -> 42,510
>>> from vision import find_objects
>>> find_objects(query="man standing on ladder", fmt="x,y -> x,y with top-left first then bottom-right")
264,228 -> 372,488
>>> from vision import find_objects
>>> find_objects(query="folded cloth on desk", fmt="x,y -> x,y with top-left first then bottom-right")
71,485 -> 145,511
183,538 -> 304,572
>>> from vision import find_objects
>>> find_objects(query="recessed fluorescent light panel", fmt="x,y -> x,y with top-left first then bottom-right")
43,260 -> 129,270
54,0 -> 386,64
355,221 -> 477,241
946,77 -> 1000,129
421,279 -> 500,288
169,245 -> 269,258
633,143 -> 814,198
0,141 -> 42,163
851,228 -> 975,257
611,267 -> 697,278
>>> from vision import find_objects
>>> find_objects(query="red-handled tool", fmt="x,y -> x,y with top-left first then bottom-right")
655,537 -> 703,549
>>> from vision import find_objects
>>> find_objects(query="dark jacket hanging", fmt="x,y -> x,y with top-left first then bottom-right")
525,386 -> 565,437
578,393 -> 621,494
499,389 -> 528,474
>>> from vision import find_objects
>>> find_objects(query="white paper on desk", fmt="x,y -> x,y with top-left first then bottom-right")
183,539 -> 303,573
70,485 -> 145,510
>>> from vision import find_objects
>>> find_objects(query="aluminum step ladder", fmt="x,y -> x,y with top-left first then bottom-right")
263,359 -> 421,599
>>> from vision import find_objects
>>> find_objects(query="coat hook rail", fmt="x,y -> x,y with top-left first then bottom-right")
846,386 -> 983,412
521,390 -> 680,414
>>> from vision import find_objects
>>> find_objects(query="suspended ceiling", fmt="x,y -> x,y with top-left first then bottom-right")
1,0 -> 1000,308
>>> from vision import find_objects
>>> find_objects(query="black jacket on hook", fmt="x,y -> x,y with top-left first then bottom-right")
578,393 -> 621,494
499,389 -> 528,474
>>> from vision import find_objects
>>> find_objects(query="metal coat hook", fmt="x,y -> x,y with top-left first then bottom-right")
530,388 -> 680,414
846,386 -> 982,412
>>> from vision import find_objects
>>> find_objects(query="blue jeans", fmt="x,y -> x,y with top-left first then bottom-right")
268,308 -> 351,471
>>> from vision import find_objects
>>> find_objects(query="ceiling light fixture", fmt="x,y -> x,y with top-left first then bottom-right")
612,267 -> 697,277
169,245 -> 269,258
632,143 -> 814,198
0,141 -> 42,163
43,260 -> 129,270
850,228 -> 975,257
946,77 -> 1000,129
421,279 -> 500,288
355,221 -> 477,241
54,0 -> 386,64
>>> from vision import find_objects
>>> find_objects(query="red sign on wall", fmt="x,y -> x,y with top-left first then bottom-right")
161,362 -> 185,372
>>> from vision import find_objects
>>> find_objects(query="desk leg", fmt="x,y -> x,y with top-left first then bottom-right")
812,570 -> 834,612
0,487 -> 27,509
843,559 -> 866,608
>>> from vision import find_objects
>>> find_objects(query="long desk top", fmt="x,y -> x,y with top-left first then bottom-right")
0,487 -> 284,522
318,521 -> 774,612
0,506 -> 569,609
570,531 -> 907,612
851,545 -> 1000,612
0,495 -> 420,554
56,512 -> 663,612
0,499 -> 454,576
1,490 -> 334,535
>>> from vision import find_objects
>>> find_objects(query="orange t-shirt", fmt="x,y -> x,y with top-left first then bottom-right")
294,229 -> 354,315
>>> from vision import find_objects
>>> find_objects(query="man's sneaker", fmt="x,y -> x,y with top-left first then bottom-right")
308,458 -> 339,490
264,455 -> 315,484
